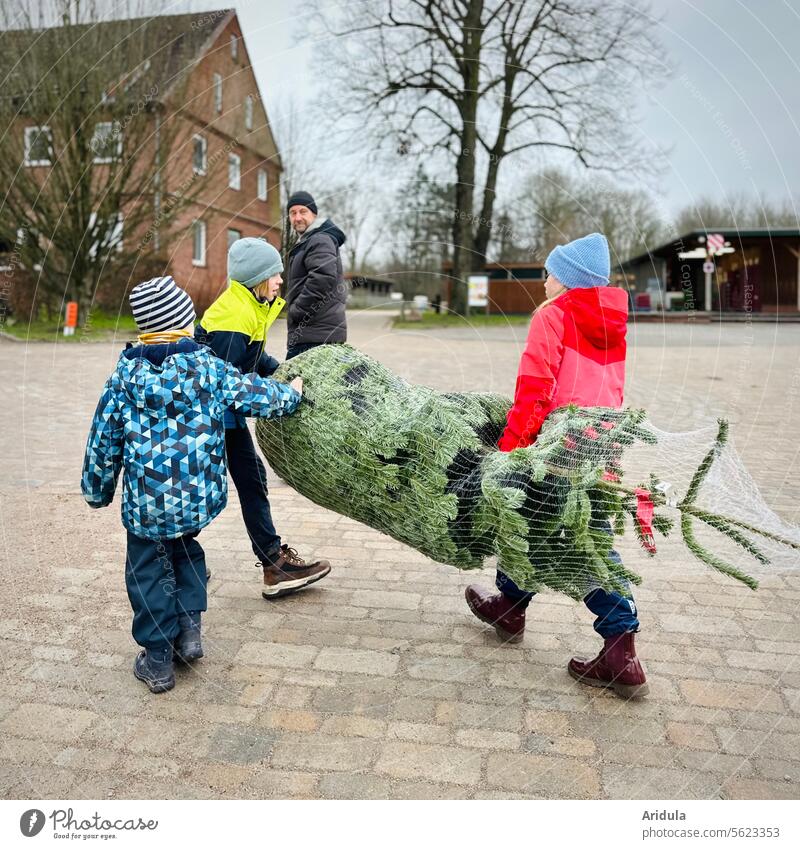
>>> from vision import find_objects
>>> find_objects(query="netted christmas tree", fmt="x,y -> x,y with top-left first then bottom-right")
256,344 -> 800,600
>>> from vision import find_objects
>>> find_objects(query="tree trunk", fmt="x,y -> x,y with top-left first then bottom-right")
473,77 -> 515,264
449,0 -> 484,317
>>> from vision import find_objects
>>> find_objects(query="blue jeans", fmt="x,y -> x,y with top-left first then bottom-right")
495,549 -> 639,639
125,532 -> 208,650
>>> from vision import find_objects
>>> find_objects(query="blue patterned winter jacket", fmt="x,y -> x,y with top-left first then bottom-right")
81,339 -> 300,540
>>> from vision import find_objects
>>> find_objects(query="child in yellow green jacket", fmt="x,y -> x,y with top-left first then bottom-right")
196,237 -> 332,598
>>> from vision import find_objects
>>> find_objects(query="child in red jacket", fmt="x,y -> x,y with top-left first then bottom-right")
465,233 -> 649,699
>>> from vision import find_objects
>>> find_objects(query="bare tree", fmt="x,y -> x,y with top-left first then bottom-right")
322,182 -> 386,273
269,96 -> 323,266
311,0 -> 666,314
495,165 -> 668,263
0,0 -> 204,321
674,194 -> 800,235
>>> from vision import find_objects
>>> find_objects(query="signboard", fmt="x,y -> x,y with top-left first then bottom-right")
467,274 -> 489,308
703,260 -> 715,274
706,233 -> 725,255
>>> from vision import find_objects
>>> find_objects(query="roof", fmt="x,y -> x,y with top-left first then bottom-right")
621,228 -> 800,269
1,10 -> 235,103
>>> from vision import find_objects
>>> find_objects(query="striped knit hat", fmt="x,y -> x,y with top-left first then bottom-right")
129,276 -> 196,332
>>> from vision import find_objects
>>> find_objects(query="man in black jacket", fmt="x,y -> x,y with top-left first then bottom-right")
285,191 -> 347,359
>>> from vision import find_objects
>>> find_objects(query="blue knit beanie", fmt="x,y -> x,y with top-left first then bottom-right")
228,237 -> 283,288
545,233 -> 610,289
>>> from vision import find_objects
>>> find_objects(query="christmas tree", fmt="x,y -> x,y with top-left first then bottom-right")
256,345 -> 799,599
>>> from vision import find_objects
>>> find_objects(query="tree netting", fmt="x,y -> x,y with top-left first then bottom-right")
255,344 -> 800,600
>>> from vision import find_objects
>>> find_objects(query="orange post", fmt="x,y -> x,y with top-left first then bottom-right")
64,301 -> 78,336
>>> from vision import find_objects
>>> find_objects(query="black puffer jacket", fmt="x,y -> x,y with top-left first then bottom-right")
286,218 -> 347,346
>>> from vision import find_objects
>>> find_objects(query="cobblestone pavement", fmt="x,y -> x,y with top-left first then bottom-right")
1,312 -> 799,800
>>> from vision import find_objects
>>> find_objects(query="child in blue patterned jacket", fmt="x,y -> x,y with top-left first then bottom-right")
81,276 -> 302,693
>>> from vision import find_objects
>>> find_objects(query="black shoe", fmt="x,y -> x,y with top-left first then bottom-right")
133,647 -> 175,693
173,612 -> 203,663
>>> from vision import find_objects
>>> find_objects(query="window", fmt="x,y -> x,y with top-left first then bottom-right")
228,153 -> 241,190
227,229 -> 241,249
244,95 -> 253,131
192,220 -> 207,266
192,134 -> 207,175
257,168 -> 268,202
23,125 -> 52,166
230,34 -> 239,61
91,121 -> 122,164
213,73 -> 223,113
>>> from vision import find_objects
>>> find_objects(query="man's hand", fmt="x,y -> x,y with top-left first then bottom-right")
290,376 -> 303,395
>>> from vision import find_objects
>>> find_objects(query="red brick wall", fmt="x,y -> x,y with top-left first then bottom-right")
160,13 -> 283,313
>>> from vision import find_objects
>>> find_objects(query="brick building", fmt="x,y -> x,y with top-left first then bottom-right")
158,9 -> 283,311
3,9 -> 282,315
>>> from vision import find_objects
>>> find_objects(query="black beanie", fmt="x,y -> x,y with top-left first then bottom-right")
287,190 -> 317,215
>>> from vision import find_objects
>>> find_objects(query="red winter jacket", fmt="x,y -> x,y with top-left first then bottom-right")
498,286 -> 628,452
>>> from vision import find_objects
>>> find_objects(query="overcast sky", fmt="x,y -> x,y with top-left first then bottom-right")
235,0 -> 800,216
112,0 -> 800,220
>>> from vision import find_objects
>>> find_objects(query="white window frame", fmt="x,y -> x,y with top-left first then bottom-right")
192,134 -> 207,175
91,121 -> 122,164
244,95 -> 253,131
228,152 -> 241,191
213,72 -> 223,114
257,168 -> 268,202
192,220 -> 207,267
24,125 -> 53,167
230,34 -> 239,61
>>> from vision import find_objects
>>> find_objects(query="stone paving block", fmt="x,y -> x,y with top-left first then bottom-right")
602,764 -> 724,800
597,741 -> 680,768
680,679 -> 786,713
204,724 -> 275,764
247,768 -> 320,799
456,729 -> 520,751
320,715 -> 387,738
522,734 -> 596,758
387,721 -> 452,745
722,777 -> 797,800
487,752 -> 600,798
375,742 -> 482,786
665,722 -> 720,751
435,700 -> 523,732
234,641 -> 319,669
314,646 -> 399,677
569,714 -> 666,744
318,772 -> 393,799
271,736 -> 379,772
0,702 -> 97,741
352,589 -> 421,610
406,656 -> 482,683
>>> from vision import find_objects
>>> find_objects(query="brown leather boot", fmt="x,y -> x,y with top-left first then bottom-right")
464,585 -> 526,643
261,545 -> 331,599
568,631 -> 649,698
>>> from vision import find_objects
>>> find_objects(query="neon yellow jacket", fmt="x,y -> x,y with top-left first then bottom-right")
196,281 -> 286,426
